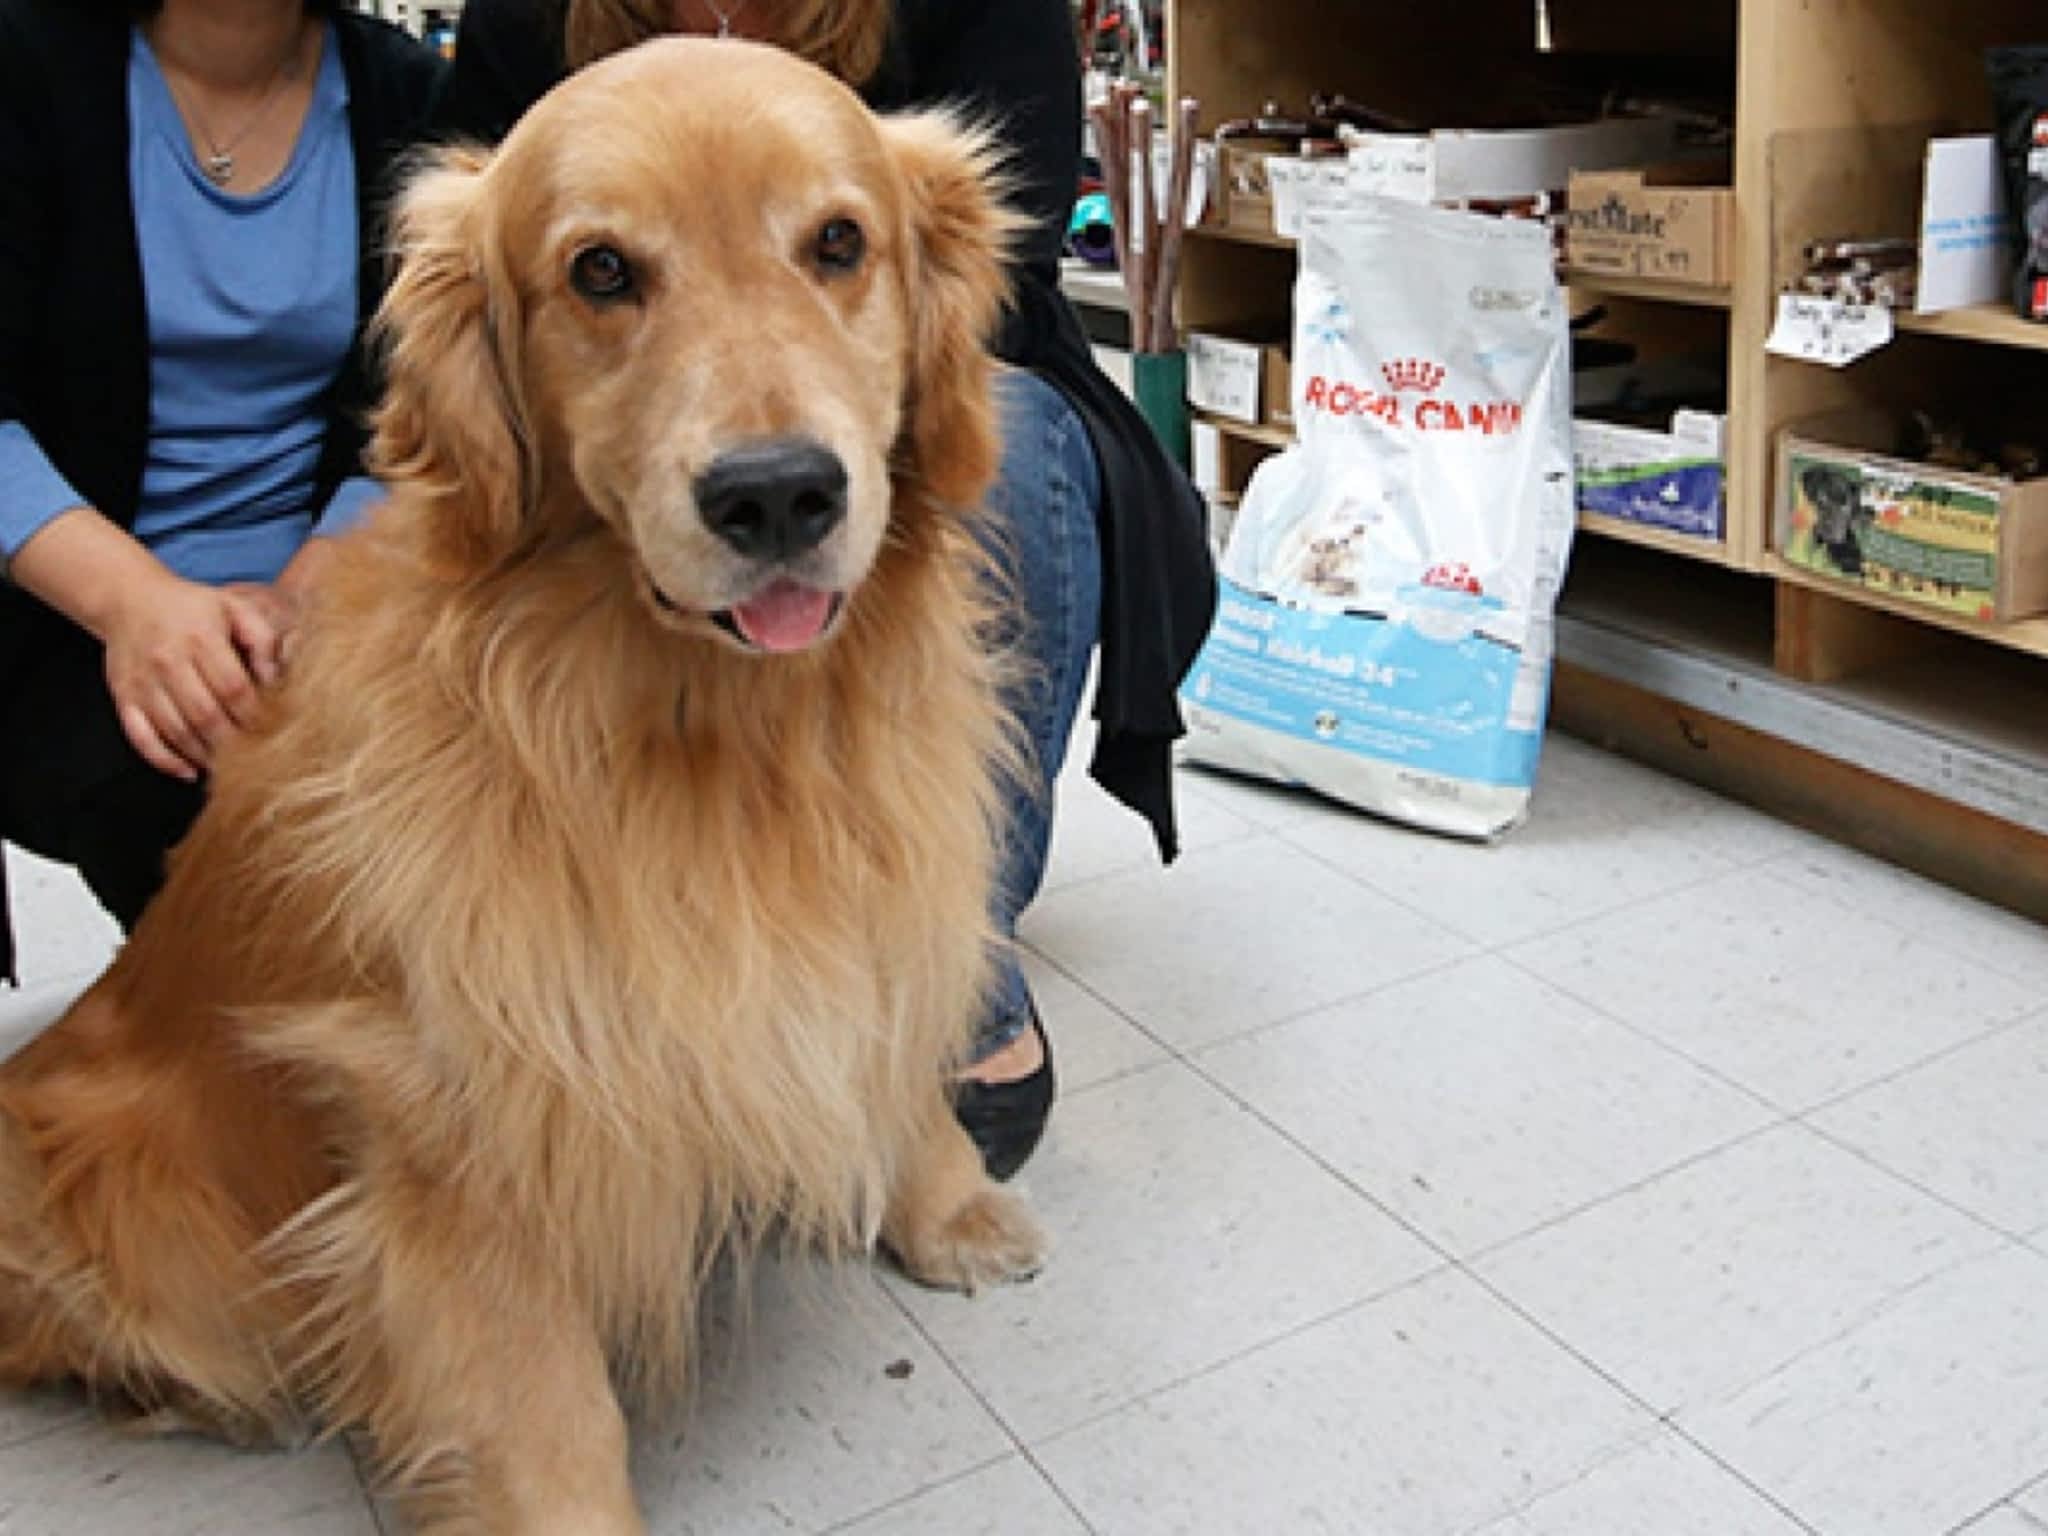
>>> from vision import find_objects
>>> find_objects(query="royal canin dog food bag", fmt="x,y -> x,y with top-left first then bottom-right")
1179,196 -> 1576,838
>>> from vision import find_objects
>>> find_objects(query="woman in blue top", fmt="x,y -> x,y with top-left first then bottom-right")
0,0 -> 443,977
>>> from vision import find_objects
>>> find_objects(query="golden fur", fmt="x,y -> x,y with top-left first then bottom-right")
0,40 -> 1041,1534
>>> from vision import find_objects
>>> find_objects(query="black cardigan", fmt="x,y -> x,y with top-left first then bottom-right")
0,2 -> 445,549
440,0 -> 1217,863
0,1 -> 444,983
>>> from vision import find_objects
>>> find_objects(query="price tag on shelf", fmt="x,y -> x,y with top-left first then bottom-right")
1765,293 -> 1895,367
1345,133 -> 1437,205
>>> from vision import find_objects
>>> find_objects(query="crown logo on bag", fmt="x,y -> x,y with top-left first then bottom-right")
1381,358 -> 1446,393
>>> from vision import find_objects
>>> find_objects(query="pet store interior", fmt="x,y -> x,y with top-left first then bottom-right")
4,1 -> 2048,1532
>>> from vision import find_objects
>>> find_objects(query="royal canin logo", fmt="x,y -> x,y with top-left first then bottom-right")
1422,562 -> 1483,596
1302,358 -> 1524,435
1381,358 -> 1446,393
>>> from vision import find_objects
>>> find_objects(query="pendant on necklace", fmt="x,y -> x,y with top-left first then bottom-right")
204,151 -> 235,185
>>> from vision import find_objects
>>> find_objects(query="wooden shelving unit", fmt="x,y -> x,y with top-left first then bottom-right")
1166,0 -> 2048,914
1895,304 -> 2048,352
1192,411 -> 1294,452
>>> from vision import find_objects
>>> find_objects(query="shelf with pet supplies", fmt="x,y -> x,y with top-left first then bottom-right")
1166,0 -> 2048,917
1196,222 -> 1736,311
1894,302 -> 2048,352
1766,553 -> 2048,661
1192,409 -> 1745,566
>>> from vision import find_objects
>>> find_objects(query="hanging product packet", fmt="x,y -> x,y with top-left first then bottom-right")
1988,46 -> 2048,322
1178,195 -> 1576,838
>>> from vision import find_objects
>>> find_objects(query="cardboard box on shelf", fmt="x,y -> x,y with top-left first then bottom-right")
1215,118 -> 1686,236
1214,142 -> 1278,234
1263,346 -> 1293,428
1566,164 -> 1734,288
1575,410 -> 1726,539
1187,332 -> 1265,423
1188,332 -> 1291,428
1776,414 -> 2048,623
1349,116 -> 1683,206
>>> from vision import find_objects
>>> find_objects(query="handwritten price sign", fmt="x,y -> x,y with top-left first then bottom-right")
1765,293 -> 1895,368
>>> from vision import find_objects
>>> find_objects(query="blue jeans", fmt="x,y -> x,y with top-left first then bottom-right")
975,370 -> 1104,1057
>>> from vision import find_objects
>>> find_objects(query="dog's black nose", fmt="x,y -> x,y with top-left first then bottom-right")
695,438 -> 848,561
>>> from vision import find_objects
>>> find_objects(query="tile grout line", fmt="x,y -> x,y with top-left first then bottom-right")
809,1449 -> 1031,1535
1792,1005 -> 2048,1123
1028,937 -> 1483,1094
1173,1042 -> 1467,1266
1488,942 -> 2042,1135
1743,848 -> 2048,996
1445,1259 -> 1828,1536
1712,861 -> 2048,997
1035,806 -> 1270,904
1454,1117 -> 1788,1270
873,1179 -> 1463,1502
870,1280 -> 1104,1536
1270,798 -> 1768,954
1943,1493 -> 2034,1536
1797,1100 -> 2044,1248
1016,1260 -> 1462,1459
1486,949 -> 1793,1118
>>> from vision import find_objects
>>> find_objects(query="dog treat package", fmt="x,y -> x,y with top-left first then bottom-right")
1988,46 -> 2048,322
1179,196 -> 1575,838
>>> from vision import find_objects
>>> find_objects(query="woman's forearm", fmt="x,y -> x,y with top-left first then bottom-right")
8,504 -> 176,641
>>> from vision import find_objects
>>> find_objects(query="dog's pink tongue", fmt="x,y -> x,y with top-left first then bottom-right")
731,581 -> 836,652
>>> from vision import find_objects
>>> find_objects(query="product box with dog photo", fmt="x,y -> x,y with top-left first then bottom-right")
1776,412 -> 2048,623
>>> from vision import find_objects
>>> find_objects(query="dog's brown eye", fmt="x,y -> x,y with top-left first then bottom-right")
814,218 -> 865,275
570,244 -> 635,302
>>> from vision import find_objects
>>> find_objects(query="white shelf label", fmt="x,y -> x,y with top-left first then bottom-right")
1345,134 -> 1438,205
1766,293 -> 1895,368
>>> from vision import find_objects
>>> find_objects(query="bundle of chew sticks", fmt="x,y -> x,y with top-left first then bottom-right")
1090,84 -> 1201,354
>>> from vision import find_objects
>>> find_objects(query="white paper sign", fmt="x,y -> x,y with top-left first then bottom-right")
1147,138 -> 1214,228
1187,333 -> 1262,422
1269,159 -> 1353,239
1344,133 -> 1438,204
1917,135 -> 2012,314
1765,294 -> 1895,367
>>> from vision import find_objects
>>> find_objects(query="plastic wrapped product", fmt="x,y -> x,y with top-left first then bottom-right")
1179,196 -> 1575,838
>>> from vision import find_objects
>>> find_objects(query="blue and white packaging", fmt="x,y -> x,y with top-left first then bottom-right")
1180,197 -> 1576,838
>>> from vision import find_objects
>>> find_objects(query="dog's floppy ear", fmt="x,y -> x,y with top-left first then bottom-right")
880,113 -> 1024,511
370,145 -> 537,565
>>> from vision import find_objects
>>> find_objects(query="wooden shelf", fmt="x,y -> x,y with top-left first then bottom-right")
1059,259 -> 1129,314
1194,411 -> 1296,450
1763,553 -> 2048,661
1575,510 -> 1738,565
1188,223 -> 1296,251
1191,420 -> 1746,567
1165,0 -> 2048,907
1894,304 -> 2048,353
1563,272 -> 1733,310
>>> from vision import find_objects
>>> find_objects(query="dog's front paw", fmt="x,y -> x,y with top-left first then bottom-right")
893,1185 -> 1046,1295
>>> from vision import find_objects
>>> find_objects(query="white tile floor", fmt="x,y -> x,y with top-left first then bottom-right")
3,731 -> 2047,1535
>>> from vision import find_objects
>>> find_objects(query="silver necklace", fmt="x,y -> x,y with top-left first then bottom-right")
703,0 -> 749,37
155,25 -> 304,187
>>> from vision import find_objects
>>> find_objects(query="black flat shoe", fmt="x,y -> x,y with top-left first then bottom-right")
954,1014 -> 1055,1182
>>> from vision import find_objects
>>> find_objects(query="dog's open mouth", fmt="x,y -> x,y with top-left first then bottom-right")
664,578 -> 844,653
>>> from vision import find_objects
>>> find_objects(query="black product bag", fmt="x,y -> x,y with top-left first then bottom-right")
1988,45 -> 2048,322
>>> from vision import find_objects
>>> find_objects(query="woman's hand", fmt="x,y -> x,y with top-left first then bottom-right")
10,506 -> 281,782
100,570 -> 273,782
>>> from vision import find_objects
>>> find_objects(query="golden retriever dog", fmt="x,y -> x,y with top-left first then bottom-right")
0,37 -> 1043,1534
